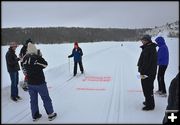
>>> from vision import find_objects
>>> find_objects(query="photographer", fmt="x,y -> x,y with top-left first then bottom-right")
23,43 -> 57,121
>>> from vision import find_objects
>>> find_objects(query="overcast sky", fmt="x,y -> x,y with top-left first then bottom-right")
2,1 -> 179,29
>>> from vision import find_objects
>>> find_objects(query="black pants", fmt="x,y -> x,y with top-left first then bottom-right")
74,61 -> 84,76
157,65 -> 167,93
141,77 -> 155,108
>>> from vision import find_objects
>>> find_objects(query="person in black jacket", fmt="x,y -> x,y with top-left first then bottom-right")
163,72 -> 179,124
5,42 -> 22,102
23,43 -> 57,121
68,41 -> 84,76
137,35 -> 157,111
19,38 -> 32,91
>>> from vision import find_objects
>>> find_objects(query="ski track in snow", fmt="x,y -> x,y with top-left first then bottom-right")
1,40 -> 178,124
2,43 -> 117,124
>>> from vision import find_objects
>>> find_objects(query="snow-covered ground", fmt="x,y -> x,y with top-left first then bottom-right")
1,37 -> 179,124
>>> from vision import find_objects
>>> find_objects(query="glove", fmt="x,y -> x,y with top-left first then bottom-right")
34,60 -> 38,65
17,57 -> 20,61
19,57 -> 23,62
68,55 -> 70,58
140,75 -> 148,79
37,49 -> 42,57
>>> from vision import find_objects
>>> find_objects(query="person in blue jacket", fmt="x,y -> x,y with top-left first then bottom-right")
68,41 -> 84,76
155,36 -> 169,97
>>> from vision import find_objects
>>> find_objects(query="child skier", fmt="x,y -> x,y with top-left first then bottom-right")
68,41 -> 84,76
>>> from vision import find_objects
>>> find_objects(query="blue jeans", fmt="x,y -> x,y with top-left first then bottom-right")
28,83 -> 54,118
9,71 -> 19,98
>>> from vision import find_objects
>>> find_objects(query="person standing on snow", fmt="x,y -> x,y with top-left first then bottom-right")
137,35 -> 157,111
23,43 -> 57,121
68,41 -> 84,76
154,36 -> 169,97
19,38 -> 33,91
5,42 -> 22,102
162,72 -> 179,124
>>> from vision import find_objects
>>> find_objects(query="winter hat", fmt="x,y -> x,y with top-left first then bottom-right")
27,43 -> 38,55
141,35 -> 152,42
24,38 -> 33,46
74,41 -> 78,46
10,42 -> 18,48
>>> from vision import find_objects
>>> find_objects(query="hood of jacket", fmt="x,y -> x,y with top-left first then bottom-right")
155,36 -> 166,47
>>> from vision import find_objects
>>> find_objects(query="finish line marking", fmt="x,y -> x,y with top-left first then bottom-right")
82,76 -> 112,82
77,87 -> 106,91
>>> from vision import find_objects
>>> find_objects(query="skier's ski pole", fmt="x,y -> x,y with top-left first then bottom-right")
68,58 -> 70,74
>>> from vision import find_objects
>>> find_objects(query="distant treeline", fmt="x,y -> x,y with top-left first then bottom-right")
1,27 -> 151,45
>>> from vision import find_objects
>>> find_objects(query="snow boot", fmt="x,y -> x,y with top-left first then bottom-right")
48,112 -> 57,121
11,96 -> 18,102
16,96 -> 22,100
143,101 -> 146,106
142,106 -> 154,111
33,114 -> 42,121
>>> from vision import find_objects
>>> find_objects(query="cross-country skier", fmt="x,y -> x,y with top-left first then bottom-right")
68,41 -> 84,76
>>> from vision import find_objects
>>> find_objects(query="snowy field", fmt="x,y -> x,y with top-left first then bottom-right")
1,37 -> 179,124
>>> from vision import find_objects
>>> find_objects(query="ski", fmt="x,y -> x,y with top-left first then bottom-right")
66,73 -> 84,82
66,76 -> 74,82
